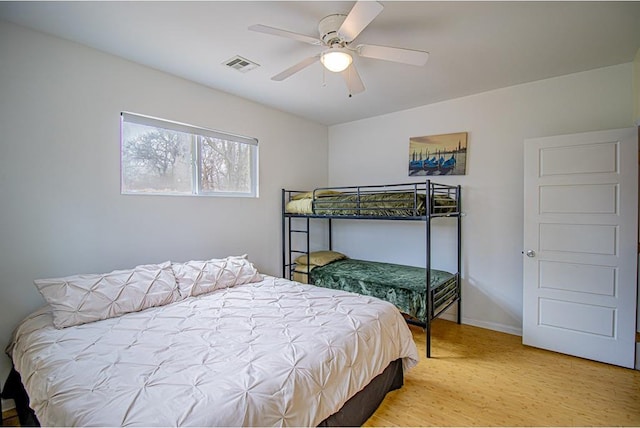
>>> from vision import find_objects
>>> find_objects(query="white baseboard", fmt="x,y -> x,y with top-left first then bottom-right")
438,312 -> 457,323
461,316 -> 523,336
431,306 -> 523,337
2,398 -> 16,412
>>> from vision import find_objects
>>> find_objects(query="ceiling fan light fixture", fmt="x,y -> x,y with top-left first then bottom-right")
321,49 -> 352,72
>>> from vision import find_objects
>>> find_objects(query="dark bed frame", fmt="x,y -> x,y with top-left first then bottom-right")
282,180 -> 462,357
1,368 -> 38,427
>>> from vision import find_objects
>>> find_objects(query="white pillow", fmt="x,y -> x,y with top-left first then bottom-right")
173,255 -> 263,297
34,261 -> 182,328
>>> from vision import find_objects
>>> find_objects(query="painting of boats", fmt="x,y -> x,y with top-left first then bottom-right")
409,132 -> 468,176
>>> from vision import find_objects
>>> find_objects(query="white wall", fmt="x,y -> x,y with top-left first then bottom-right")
634,48 -> 640,125
0,21 -> 328,391
328,63 -> 634,335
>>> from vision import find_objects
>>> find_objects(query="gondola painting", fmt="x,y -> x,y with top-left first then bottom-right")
409,132 -> 468,176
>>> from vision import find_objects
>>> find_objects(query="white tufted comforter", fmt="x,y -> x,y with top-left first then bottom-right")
8,275 -> 419,427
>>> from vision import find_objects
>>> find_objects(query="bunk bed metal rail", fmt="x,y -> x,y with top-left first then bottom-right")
312,182 -> 426,218
283,181 -> 460,220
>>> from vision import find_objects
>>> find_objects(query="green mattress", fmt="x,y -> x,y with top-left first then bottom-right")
308,259 -> 456,323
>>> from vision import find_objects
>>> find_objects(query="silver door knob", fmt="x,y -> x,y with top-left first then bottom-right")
525,250 -> 536,258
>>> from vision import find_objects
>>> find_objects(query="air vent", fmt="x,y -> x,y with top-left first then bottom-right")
224,55 -> 260,73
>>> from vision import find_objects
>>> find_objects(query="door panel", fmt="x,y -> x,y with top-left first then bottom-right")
538,261 -> 616,295
539,184 -> 617,214
538,298 -> 615,337
523,127 -> 637,368
539,142 -> 618,175
539,223 -> 617,255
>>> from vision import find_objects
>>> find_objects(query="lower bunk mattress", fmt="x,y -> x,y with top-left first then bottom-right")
300,259 -> 457,323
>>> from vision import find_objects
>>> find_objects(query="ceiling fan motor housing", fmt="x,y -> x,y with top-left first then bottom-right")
319,14 -> 347,46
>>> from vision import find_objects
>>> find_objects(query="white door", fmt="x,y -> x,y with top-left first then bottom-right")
523,127 -> 638,368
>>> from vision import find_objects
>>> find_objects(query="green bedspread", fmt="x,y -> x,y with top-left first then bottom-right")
309,259 -> 455,323
312,192 -> 456,216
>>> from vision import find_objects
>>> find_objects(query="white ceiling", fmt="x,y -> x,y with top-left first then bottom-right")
1,1 -> 639,125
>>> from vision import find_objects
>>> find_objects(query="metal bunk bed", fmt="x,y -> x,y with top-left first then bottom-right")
281,180 -> 462,357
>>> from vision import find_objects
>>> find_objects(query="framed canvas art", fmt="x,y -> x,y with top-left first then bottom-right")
409,132 -> 468,176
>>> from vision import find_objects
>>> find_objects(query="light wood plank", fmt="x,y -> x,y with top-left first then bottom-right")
2,408 -> 19,427
365,320 -> 640,427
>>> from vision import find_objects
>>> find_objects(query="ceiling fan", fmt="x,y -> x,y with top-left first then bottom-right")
249,1 -> 429,96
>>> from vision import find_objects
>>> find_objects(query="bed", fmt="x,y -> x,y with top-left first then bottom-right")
282,180 -> 462,357
3,256 -> 419,427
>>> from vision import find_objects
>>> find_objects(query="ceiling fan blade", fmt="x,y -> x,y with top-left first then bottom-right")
271,55 -> 321,81
357,44 -> 429,66
338,1 -> 384,43
341,64 -> 365,95
249,24 -> 322,46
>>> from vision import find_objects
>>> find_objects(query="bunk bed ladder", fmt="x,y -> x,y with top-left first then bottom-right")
282,190 -> 310,279
282,189 -> 336,282
290,218 -> 310,279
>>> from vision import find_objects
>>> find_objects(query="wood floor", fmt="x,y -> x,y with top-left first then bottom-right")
3,319 -> 639,427
1,407 -> 19,427
366,320 -> 640,427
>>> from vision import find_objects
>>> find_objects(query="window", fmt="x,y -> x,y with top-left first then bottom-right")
120,112 -> 258,197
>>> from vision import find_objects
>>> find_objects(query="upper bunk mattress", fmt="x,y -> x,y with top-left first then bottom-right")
285,192 -> 456,216
308,259 -> 456,323
7,275 -> 419,427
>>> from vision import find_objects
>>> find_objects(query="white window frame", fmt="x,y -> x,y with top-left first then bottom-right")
120,112 -> 259,197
